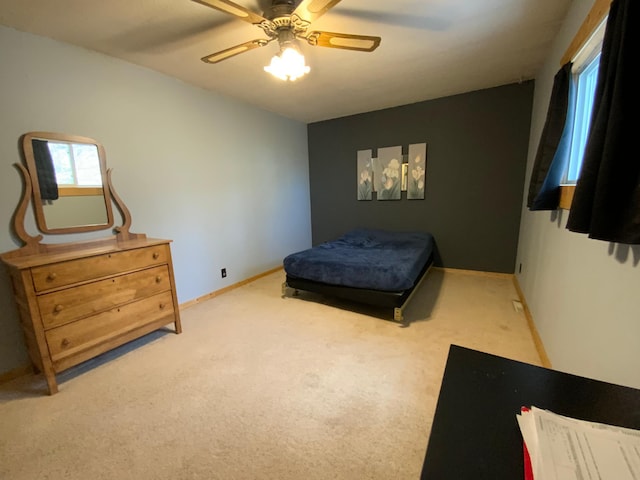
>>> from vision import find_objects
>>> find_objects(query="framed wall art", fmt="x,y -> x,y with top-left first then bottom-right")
356,143 -> 427,201
407,143 -> 427,200
356,149 -> 373,200
374,146 -> 402,201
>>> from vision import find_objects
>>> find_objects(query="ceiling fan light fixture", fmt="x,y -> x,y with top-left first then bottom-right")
264,45 -> 310,81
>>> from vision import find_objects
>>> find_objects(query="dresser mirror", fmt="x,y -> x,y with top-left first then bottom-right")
22,132 -> 114,234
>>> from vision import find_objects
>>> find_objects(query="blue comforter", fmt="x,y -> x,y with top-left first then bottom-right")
283,228 -> 434,292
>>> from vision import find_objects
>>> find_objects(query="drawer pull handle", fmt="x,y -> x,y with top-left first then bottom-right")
152,252 -> 160,259
47,273 -> 57,281
61,338 -> 70,347
159,303 -> 166,310
54,304 -> 64,313
155,275 -> 162,283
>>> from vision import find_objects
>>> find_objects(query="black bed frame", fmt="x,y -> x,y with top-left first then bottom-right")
282,253 -> 433,322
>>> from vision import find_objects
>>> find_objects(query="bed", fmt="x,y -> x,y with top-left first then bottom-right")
282,228 -> 435,322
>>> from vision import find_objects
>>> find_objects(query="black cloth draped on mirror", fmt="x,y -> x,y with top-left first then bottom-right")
566,0 -> 639,244
527,62 -> 574,210
32,139 -> 59,201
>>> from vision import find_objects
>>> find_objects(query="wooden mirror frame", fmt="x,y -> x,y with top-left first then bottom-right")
6,131 -> 144,258
21,132 -> 115,234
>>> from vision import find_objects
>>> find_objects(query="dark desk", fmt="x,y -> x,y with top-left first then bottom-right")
420,344 -> 640,479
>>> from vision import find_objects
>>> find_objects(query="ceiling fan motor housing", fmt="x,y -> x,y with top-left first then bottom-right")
260,0 -> 310,38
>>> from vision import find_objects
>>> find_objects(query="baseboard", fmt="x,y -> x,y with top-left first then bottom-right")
433,267 -> 513,279
180,266 -> 284,310
512,275 -> 552,368
0,364 -> 32,385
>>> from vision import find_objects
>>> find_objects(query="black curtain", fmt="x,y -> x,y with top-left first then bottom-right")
566,0 -> 639,244
527,62 -> 574,210
32,139 -> 59,201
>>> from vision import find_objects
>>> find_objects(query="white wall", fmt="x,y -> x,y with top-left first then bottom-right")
516,0 -> 640,389
0,25 -> 312,376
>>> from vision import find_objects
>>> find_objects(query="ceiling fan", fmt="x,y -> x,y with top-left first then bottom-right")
192,0 -> 382,80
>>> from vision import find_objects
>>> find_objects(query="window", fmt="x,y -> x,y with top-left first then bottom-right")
558,16 -> 607,208
47,141 -> 102,187
565,53 -> 600,183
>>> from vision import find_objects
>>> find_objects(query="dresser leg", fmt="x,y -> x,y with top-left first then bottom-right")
44,371 -> 58,395
174,318 -> 182,334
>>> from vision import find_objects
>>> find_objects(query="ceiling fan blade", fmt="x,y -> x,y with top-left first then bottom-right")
201,38 -> 273,64
292,0 -> 342,24
192,0 -> 268,25
304,31 -> 381,52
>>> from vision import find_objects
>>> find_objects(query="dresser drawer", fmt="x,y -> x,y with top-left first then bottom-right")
38,265 -> 172,329
45,291 -> 175,363
31,244 -> 170,291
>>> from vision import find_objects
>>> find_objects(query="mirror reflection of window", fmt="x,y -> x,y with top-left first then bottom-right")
47,142 -> 102,187
23,132 -> 115,234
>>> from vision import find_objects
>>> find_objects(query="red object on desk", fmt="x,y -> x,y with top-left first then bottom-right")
521,406 -> 534,480
523,441 -> 534,479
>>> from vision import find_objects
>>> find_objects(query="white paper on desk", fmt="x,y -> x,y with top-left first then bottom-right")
522,406 -> 640,480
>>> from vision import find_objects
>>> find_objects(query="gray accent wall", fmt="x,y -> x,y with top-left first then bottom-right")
307,82 -> 534,273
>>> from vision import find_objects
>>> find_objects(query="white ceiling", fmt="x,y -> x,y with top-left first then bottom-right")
0,0 -> 571,123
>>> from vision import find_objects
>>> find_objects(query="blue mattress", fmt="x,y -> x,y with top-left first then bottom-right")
283,228 -> 435,292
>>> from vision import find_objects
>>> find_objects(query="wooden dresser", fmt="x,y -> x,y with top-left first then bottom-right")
2,237 -> 182,395
3,131 -> 184,394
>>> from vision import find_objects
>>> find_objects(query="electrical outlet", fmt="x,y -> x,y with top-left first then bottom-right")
221,268 -> 227,278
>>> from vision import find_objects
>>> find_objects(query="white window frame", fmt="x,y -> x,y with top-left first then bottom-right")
562,19 -> 606,186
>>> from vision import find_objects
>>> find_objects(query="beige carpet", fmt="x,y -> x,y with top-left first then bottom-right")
0,268 -> 541,480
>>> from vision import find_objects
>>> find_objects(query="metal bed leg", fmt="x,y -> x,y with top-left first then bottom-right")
281,282 -> 300,298
393,264 -> 432,324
